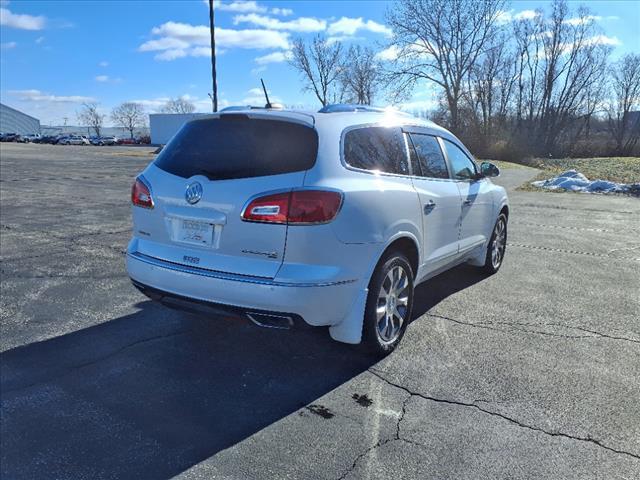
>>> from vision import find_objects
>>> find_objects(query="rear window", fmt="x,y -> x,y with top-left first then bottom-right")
343,127 -> 410,175
154,116 -> 318,180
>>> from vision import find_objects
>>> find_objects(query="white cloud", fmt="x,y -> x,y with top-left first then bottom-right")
375,45 -> 400,61
35,36 -> 44,44
497,9 -> 540,23
214,1 -> 267,14
1,41 -> 17,49
0,6 -> 46,30
585,35 -> 621,46
271,7 -> 293,16
564,15 -> 603,26
327,17 -> 392,37
10,89 -> 95,103
95,75 -> 109,82
98,60 -> 109,67
233,13 -> 326,32
254,50 -> 292,64
514,10 -> 539,21
139,21 -> 290,61
326,35 -> 364,45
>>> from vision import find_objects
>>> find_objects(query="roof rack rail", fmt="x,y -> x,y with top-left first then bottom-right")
318,104 -> 389,114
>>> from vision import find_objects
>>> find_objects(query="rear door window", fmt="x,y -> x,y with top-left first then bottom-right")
407,133 -> 449,179
154,115 -> 318,180
343,127 -> 410,175
443,139 -> 477,180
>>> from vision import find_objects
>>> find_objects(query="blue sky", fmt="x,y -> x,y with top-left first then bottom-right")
1,0 -> 638,126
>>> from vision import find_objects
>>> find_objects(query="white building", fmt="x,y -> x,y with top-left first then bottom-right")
149,113 -> 207,145
0,103 -> 41,135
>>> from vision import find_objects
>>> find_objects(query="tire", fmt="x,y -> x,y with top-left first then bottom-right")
362,252 -> 414,355
482,213 -> 507,274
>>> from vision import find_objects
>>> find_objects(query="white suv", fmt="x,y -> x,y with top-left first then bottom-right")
127,105 -> 508,354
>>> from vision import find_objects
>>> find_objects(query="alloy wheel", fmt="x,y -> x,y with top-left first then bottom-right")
376,265 -> 410,344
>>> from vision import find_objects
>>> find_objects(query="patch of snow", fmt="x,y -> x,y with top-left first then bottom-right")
531,169 -> 640,195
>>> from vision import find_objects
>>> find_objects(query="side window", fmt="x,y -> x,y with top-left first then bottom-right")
443,139 -> 477,180
344,127 -> 410,175
407,133 -> 449,179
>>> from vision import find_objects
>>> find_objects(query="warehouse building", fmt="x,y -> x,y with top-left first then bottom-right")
0,103 -> 41,135
149,113 -> 207,145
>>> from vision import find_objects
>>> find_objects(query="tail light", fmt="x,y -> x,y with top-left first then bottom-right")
131,177 -> 154,209
242,190 -> 342,225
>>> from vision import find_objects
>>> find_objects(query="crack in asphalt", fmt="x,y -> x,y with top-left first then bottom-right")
367,369 -> 640,461
336,391 -> 427,479
428,314 -> 640,344
1,330 -> 190,396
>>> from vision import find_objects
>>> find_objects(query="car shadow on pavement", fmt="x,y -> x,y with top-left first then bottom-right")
412,263 -> 487,320
0,302 -> 376,480
0,265 -> 484,480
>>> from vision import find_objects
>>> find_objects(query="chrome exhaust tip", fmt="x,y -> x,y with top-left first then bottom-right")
246,312 -> 294,330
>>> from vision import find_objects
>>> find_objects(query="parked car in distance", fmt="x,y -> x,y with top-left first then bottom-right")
1,133 -> 21,142
21,134 -> 41,143
118,137 -> 138,145
126,105 -> 508,355
100,136 -> 118,145
60,135 -> 90,145
37,135 -> 59,144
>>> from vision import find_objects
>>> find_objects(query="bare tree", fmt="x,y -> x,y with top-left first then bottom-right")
111,102 -> 145,139
341,46 -> 384,105
289,35 -> 344,107
507,0 -> 611,155
606,54 -> 640,155
77,103 -> 105,137
160,97 -> 196,114
386,0 -> 505,133
535,3 -> 610,153
466,33 -> 516,139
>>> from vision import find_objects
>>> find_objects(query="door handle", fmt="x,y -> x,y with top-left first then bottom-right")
424,200 -> 436,214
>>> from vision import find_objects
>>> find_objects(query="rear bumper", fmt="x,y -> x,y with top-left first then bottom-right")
126,250 -> 362,328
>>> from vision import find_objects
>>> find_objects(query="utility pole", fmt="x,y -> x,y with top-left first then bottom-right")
208,0 -> 218,113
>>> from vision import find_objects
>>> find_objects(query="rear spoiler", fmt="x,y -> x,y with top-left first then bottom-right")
199,109 -> 316,128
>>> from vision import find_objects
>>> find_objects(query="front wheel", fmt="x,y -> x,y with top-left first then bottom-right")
482,213 -> 507,274
362,253 -> 414,355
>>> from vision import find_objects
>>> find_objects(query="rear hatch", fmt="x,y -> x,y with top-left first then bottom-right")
132,113 -> 318,278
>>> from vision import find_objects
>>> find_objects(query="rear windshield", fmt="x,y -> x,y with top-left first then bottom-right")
154,116 -> 318,180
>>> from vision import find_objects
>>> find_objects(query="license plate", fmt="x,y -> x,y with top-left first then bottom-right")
177,219 -> 214,246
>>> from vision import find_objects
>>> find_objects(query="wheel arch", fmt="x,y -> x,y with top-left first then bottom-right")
374,234 -> 420,280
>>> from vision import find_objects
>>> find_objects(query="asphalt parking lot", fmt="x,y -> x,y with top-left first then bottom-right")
1,143 -> 639,479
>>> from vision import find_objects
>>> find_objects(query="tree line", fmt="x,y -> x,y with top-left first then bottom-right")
288,0 -> 640,158
77,97 -> 194,139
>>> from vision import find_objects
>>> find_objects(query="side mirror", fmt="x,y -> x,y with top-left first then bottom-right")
480,161 -> 500,178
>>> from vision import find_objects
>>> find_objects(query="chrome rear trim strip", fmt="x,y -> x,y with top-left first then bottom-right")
128,251 -> 357,288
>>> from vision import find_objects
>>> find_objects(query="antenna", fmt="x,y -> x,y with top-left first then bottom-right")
260,78 -> 272,109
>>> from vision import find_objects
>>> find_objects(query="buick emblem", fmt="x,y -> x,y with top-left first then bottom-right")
185,182 -> 203,205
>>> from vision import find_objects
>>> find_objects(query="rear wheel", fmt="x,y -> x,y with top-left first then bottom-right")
363,253 -> 414,355
483,213 -> 507,274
